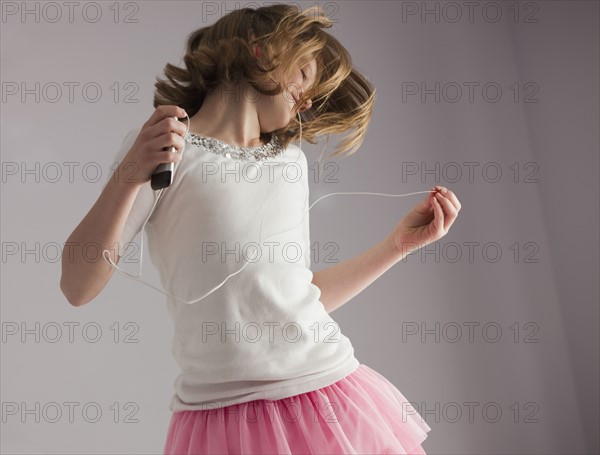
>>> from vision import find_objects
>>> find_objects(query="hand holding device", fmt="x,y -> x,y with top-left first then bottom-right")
151,116 -> 182,190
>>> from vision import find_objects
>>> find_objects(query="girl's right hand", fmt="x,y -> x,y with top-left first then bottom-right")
119,105 -> 188,186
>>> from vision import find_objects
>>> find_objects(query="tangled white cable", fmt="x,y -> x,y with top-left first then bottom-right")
102,97 -> 436,304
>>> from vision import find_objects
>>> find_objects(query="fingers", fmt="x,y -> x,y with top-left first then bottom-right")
432,186 -> 461,232
149,131 -> 186,157
144,117 -> 187,152
145,116 -> 188,143
155,148 -> 183,166
434,186 -> 462,211
144,105 -> 187,129
431,193 -> 445,233
166,116 -> 188,141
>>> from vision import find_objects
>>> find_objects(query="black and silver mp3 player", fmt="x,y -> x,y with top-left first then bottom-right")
151,116 -> 179,190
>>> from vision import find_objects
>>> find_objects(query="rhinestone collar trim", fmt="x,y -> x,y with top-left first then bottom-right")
184,131 -> 285,161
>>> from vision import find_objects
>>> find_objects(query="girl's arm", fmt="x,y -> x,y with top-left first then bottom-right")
60,174 -> 142,307
60,105 -> 187,307
311,233 -> 404,314
311,186 -> 461,313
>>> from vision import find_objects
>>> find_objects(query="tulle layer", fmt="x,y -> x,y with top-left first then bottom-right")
164,363 -> 431,454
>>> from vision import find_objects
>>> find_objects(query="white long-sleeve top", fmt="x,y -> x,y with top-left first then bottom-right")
105,127 -> 360,411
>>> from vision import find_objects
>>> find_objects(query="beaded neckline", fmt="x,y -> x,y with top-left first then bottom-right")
184,131 -> 285,161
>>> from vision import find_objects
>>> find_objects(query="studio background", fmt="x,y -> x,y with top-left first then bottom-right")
1,1 -> 598,454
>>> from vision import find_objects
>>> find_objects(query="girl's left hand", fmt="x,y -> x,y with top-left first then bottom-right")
390,186 -> 462,256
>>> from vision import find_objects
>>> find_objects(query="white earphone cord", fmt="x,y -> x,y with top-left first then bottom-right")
102,94 -> 436,305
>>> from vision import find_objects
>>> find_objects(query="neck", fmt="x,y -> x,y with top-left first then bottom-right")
188,82 -> 268,148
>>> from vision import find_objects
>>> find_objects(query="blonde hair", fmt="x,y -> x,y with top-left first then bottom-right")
153,3 -> 376,159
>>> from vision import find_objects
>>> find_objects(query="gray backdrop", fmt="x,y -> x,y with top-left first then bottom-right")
1,1 -> 598,454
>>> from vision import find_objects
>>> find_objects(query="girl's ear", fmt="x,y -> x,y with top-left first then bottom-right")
250,31 -> 261,57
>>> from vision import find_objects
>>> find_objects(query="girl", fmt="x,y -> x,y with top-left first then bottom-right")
61,4 -> 460,454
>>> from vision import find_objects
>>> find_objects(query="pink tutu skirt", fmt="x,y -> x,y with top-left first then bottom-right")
163,363 -> 431,454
